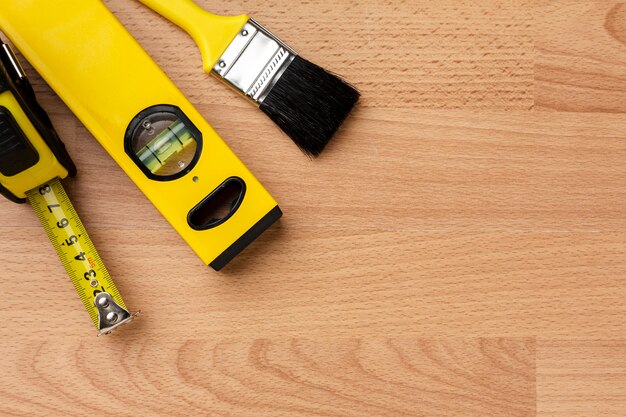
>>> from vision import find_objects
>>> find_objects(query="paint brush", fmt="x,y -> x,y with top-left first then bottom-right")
137,0 -> 360,156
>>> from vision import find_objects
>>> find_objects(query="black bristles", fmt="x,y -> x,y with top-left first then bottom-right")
259,56 -> 360,157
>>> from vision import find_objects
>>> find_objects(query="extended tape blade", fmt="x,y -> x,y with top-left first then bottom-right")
26,178 -> 137,335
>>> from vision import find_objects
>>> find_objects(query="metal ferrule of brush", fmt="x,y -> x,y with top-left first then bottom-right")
212,19 -> 296,105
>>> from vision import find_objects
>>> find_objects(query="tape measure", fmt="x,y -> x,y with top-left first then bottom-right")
0,40 -> 137,335
27,179 -> 135,333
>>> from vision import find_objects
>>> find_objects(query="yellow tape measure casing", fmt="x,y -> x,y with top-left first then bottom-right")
0,40 -> 76,201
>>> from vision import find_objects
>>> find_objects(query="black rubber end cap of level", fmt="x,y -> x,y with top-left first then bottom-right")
209,206 -> 283,271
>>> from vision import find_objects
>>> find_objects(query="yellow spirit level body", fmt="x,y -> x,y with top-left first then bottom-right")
0,0 -> 281,270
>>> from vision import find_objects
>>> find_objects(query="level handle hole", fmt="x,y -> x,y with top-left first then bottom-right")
187,177 -> 246,230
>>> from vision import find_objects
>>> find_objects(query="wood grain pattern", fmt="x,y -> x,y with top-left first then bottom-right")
538,340 -> 626,417
1,0 -> 625,416
0,339 -> 535,417
535,2 -> 626,112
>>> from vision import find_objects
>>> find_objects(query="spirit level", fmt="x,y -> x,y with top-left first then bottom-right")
0,41 -> 136,335
0,0 -> 282,271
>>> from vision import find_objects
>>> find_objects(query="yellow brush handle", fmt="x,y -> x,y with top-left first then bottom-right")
137,0 -> 248,72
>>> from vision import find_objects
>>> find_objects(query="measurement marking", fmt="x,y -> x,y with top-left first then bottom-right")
26,178 -> 130,329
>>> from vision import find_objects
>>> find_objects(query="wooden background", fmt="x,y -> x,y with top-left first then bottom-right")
1,0 -> 625,416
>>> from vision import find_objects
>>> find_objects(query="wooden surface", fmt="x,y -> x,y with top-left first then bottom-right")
1,1 -> 626,416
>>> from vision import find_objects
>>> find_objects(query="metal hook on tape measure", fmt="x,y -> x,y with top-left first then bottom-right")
94,292 -> 137,336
